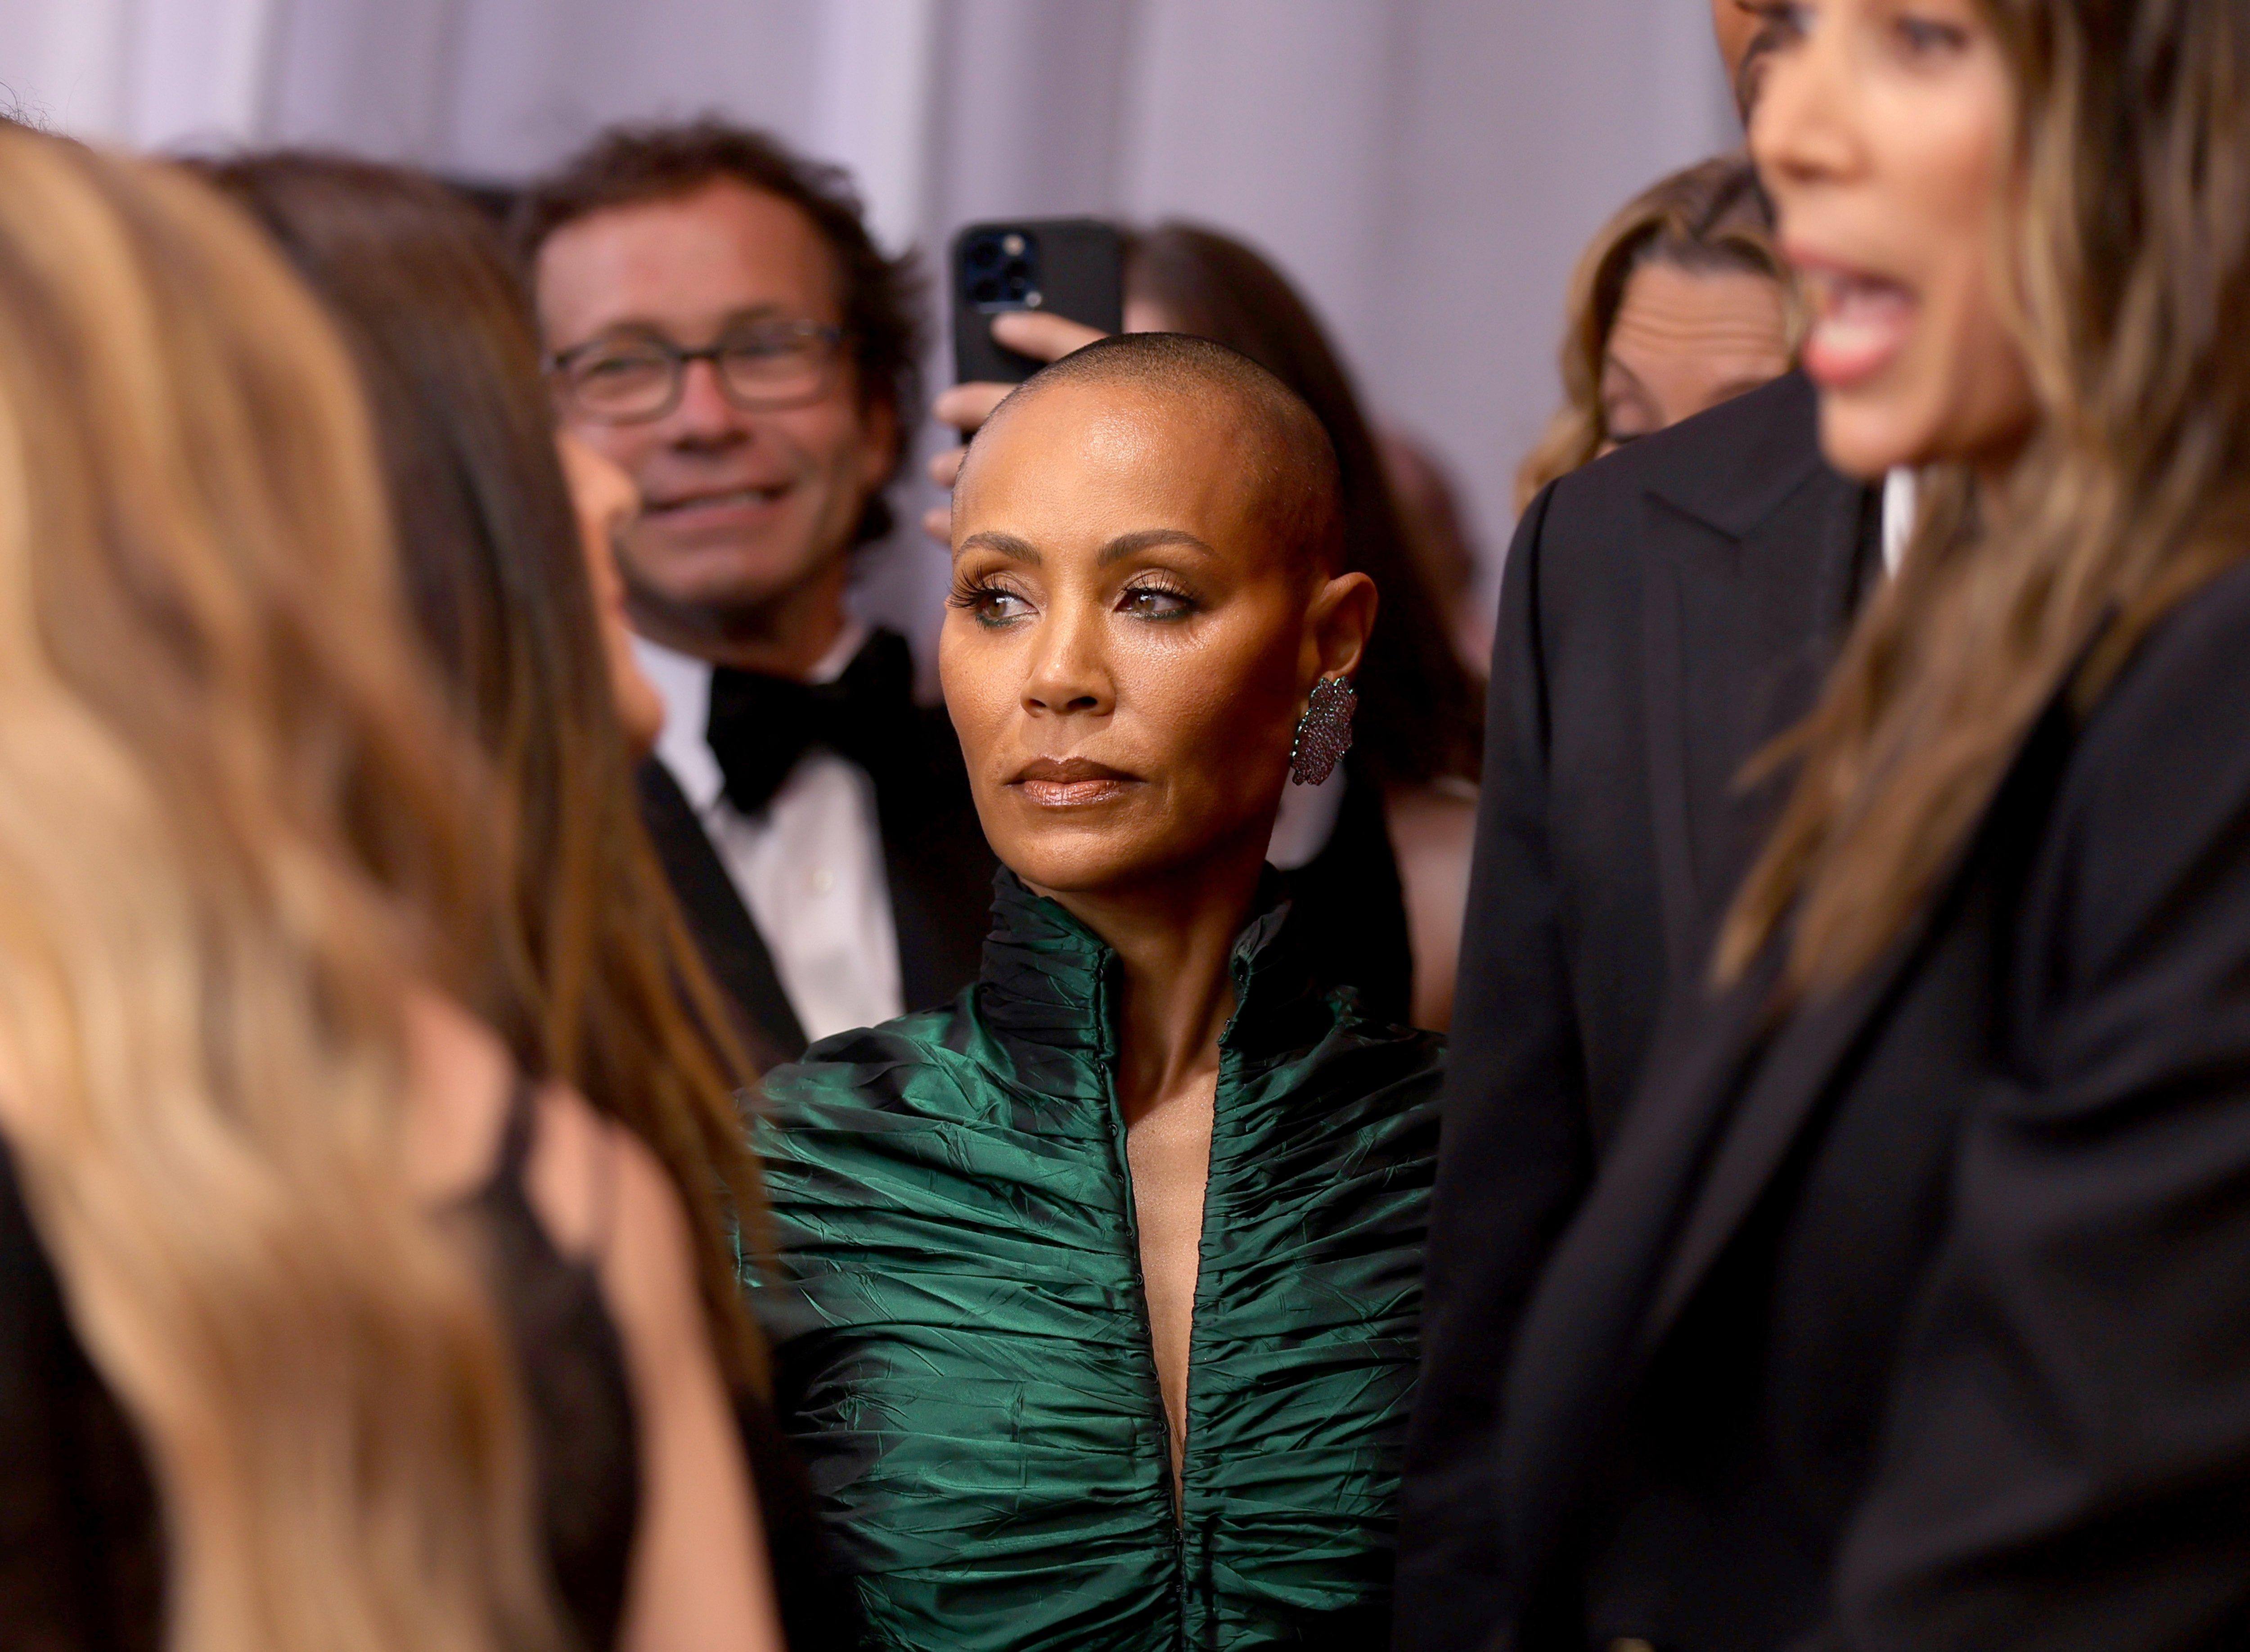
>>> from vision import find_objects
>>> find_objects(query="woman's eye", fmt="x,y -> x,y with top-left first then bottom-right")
1118,585 -> 1195,621
1743,1 -> 1810,46
1894,10 -> 1970,55
952,585 -> 1034,627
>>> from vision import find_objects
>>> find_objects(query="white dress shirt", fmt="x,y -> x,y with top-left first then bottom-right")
635,623 -> 904,1043
1881,465 -> 1918,577
1268,760 -> 1347,871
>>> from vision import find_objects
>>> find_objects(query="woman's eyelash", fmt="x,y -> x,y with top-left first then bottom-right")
947,577 -> 1016,609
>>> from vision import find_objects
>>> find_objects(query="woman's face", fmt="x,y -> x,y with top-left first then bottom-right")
941,381 -> 1372,900
1599,260 -> 1792,452
557,430 -> 666,755
1750,0 -> 2033,481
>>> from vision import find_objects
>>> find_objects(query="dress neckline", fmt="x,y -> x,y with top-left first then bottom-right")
973,867 -> 1333,1076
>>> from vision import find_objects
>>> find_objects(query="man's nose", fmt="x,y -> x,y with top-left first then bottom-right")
666,356 -> 748,445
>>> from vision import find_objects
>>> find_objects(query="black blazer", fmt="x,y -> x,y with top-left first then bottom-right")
637,684 -> 995,1067
1495,555 -> 2250,1649
1396,374 -> 1878,1652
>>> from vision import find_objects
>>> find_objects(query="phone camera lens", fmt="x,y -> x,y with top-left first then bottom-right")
968,239 -> 1001,270
971,276 -> 1000,304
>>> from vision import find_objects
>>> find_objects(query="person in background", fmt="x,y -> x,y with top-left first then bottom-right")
1500,0 -> 2250,1643
0,132 -> 783,1652
206,151 -> 859,1648
1514,154 -> 1795,511
1391,10 -> 1890,1648
931,223 -> 1483,1032
1379,428 -> 1492,675
757,334 -> 1440,1647
515,119 -> 994,1068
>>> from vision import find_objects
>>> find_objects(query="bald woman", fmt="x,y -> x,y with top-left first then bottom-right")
747,334 -> 1442,1649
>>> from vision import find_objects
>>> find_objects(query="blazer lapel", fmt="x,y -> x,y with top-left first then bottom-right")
1498,951 -> 1783,1611
1503,666 -> 2086,1627
1638,374 -> 1875,986
1641,655 -> 2084,1349
1641,913 -> 1934,1343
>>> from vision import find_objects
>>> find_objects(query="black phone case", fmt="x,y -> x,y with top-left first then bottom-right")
950,218 -> 1124,385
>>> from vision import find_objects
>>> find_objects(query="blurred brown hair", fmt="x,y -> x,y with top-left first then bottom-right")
1126,221 -> 1483,787
1516,155 -> 1787,512
1719,0 -> 2250,995
207,152 -> 768,1391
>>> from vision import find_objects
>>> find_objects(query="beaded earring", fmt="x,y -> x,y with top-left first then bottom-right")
1288,676 -> 1357,785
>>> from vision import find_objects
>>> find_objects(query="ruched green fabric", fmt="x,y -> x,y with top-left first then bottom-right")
747,871 -> 1441,1650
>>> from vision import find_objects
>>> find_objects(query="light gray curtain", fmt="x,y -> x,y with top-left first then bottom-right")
3,0 -> 1735,651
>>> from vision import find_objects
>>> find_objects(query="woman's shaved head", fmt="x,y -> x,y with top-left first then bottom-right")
962,332 -> 1346,576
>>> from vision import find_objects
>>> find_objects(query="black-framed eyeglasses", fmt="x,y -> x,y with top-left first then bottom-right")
547,320 -> 847,423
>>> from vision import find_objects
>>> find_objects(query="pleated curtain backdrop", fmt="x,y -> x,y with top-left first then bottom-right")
1,0 -> 1734,653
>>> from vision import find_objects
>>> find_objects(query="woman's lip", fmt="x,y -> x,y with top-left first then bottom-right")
1791,253 -> 1918,391
1014,776 -> 1138,807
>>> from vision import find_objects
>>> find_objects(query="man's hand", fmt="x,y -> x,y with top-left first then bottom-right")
923,310 -> 1111,542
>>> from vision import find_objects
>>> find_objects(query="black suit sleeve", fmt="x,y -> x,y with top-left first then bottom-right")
1394,482 -> 1600,1652
1825,571 -> 2250,1651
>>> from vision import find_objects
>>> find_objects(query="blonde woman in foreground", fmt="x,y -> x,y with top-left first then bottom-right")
0,133 -> 781,1652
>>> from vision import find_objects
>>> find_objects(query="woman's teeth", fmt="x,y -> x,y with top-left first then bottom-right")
1802,269 -> 1916,388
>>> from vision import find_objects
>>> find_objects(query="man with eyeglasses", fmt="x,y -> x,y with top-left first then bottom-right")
517,120 -> 993,1068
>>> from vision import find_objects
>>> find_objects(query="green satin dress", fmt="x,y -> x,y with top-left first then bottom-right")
747,870 -> 1442,1650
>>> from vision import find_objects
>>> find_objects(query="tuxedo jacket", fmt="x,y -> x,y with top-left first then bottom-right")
1395,374 -> 1880,1651
1495,549 -> 2250,1650
636,698 -> 995,1069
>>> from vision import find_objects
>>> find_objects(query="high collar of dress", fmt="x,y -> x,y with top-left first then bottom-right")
975,867 -> 1328,1074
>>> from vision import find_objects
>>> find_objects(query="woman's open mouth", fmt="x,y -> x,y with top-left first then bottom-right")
1795,255 -> 1918,391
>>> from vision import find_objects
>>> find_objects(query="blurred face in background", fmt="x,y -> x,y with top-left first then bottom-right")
1599,258 -> 1792,450
1751,0 -> 2032,482
535,180 -> 896,640
557,430 -> 666,754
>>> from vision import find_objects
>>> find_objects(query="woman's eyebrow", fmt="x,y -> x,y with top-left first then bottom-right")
1098,528 -> 1215,566
955,529 -> 1041,564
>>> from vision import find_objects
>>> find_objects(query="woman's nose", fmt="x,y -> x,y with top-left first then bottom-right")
1021,603 -> 1113,716
1750,13 -> 1863,199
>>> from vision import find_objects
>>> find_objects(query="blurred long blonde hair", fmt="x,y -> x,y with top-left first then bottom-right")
0,133 -> 558,1652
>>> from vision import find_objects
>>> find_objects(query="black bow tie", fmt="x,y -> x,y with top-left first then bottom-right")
705,630 -> 916,817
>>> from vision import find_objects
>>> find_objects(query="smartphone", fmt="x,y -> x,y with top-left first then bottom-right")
950,218 -> 1124,384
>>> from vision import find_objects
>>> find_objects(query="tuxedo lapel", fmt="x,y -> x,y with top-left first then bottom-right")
1637,374 -> 1874,985
868,706 -> 998,1016
635,757 -> 809,1066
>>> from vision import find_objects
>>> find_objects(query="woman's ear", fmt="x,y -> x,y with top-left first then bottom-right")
1303,569 -> 1378,688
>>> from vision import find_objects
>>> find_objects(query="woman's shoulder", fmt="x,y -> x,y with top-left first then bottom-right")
755,992 -> 985,1125
2024,555 -> 2250,981
1320,983 -> 1448,1064
2056,555 -> 2250,839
